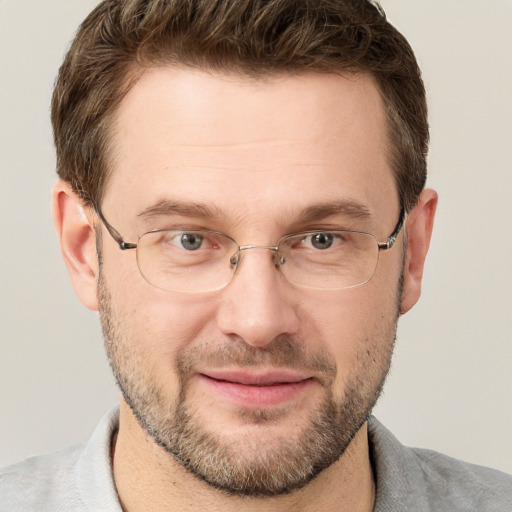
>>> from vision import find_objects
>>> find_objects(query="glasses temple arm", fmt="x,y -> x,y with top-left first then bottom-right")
378,208 -> 406,250
95,207 -> 137,250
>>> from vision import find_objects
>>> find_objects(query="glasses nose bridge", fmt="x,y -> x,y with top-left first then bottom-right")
233,243 -> 283,270
238,244 -> 279,253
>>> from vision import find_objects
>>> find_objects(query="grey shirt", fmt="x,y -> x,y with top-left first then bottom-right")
1,405 -> 511,511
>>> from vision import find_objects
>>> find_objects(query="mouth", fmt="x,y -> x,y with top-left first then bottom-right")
198,370 -> 316,408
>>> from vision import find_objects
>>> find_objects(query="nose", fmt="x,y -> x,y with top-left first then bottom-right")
215,247 -> 300,348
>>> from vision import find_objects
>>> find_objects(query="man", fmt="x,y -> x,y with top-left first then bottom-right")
1,0 -> 510,510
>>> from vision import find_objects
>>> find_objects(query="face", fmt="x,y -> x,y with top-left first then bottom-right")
97,68 -> 405,496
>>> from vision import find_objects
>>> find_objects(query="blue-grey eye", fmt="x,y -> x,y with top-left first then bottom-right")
310,232 -> 334,250
180,233 -> 203,250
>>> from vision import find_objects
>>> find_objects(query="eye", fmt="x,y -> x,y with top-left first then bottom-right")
176,233 -> 204,251
304,232 -> 335,250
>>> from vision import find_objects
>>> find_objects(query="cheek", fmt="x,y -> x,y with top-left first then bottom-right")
104,285 -> 222,405
116,285 -> 220,358
103,248 -> 220,358
299,282 -> 398,387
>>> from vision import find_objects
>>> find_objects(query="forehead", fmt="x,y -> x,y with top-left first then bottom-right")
105,67 -> 397,229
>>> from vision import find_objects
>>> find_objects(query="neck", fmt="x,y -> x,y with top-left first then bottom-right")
112,400 -> 375,512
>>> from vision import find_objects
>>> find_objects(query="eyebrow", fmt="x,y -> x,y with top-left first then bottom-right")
297,200 -> 372,224
136,198 -> 372,227
137,199 -> 220,220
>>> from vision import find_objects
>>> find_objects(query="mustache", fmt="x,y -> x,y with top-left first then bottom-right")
176,336 -> 337,386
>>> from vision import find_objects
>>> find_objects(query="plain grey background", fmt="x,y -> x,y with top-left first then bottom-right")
1,0 -> 511,474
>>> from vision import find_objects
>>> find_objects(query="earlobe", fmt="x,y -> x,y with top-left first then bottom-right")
400,188 -> 438,314
52,180 -> 99,311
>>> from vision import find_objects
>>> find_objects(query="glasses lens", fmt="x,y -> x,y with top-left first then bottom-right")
136,230 -> 238,292
278,230 -> 379,289
135,228 -> 380,292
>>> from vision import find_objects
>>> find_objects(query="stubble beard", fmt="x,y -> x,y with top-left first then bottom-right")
99,269 -> 400,497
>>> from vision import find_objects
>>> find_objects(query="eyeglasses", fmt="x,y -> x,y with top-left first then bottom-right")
96,208 -> 405,293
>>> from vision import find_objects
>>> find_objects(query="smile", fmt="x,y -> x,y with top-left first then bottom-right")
198,370 -> 316,408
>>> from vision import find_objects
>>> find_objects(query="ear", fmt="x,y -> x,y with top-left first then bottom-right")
52,180 -> 99,311
400,188 -> 438,314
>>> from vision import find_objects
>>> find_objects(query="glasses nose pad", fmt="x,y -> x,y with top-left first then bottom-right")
273,250 -> 286,268
230,251 -> 241,269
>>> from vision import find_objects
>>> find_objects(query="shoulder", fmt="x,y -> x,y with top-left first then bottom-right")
368,417 -> 512,512
0,444 -> 86,511
0,405 -> 121,512
410,446 -> 512,510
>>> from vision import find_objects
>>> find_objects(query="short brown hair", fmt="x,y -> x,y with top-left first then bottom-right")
51,0 -> 428,212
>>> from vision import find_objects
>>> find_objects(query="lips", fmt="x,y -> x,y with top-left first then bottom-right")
198,369 -> 315,407
202,369 -> 310,386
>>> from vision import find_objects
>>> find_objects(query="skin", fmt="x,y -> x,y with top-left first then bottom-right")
53,68 -> 437,511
